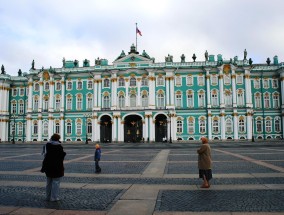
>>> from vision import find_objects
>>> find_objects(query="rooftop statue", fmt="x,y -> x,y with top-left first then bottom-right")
165,54 -> 173,62
181,54 -> 185,63
205,50 -> 208,61
31,59 -> 35,70
115,50 -> 126,60
244,49 -> 247,60
95,57 -> 101,66
62,57 -> 66,68
18,69 -> 22,76
192,53 -> 196,62
1,64 -> 5,74
129,44 -> 139,54
142,50 -> 151,59
249,58 -> 253,65
266,57 -> 271,65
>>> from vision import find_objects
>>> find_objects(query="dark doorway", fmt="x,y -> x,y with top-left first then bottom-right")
100,115 -> 112,143
124,115 -> 143,143
155,114 -> 167,142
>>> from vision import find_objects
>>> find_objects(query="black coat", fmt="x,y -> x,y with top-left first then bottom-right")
41,142 -> 66,178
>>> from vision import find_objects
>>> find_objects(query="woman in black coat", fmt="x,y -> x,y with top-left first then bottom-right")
41,134 -> 66,201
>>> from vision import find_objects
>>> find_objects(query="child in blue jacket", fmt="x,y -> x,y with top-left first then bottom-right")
94,144 -> 101,173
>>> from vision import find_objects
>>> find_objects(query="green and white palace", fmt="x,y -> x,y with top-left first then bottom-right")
1,45 -> 284,143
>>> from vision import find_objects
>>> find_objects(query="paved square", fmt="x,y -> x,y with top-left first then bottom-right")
0,141 -> 284,215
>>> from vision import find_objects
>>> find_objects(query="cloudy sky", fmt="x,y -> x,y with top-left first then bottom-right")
1,0 -> 284,76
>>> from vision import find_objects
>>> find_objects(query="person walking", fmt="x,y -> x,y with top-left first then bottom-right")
197,137 -> 212,188
94,144 -> 102,173
41,134 -> 66,201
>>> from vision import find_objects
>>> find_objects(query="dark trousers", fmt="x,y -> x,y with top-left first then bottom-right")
95,159 -> 101,172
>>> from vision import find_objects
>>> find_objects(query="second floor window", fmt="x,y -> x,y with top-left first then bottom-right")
130,77 -> 136,86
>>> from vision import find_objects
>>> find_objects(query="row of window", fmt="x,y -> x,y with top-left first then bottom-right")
9,89 -> 281,114
11,116 -> 281,137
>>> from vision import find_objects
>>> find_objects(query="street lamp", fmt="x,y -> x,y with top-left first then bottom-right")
11,114 -> 18,144
251,110 -> 255,142
84,113 -> 91,144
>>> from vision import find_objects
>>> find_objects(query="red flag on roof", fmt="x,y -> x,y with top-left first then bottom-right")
136,27 -> 142,36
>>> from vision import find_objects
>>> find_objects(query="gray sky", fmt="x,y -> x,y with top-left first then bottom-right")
1,0 -> 284,76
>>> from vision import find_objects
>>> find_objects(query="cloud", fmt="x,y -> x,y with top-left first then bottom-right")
1,0 -> 284,76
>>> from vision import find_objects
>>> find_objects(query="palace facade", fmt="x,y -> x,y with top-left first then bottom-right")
1,45 -> 284,143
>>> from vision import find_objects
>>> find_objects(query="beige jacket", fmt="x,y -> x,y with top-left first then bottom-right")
197,143 -> 212,170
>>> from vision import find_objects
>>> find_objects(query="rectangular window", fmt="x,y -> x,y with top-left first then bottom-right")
141,77 -> 148,86
188,121 -> 194,133
87,80 -> 93,89
176,94 -> 182,108
77,98 -> 82,110
177,120 -> 183,133
19,88 -> 25,96
265,120 -> 272,132
76,123 -> 82,135
264,95 -> 270,108
19,103 -> 24,114
212,94 -> 218,106
67,98 -> 72,110
187,94 -> 194,108
256,120 -> 262,132
263,79 -> 269,88
198,76 -> 204,86
212,120 -> 219,133
55,123 -> 60,134
272,79 -> 278,88
12,103 -> 17,114
175,76 -> 182,86
255,95 -> 261,108
273,95 -> 279,108
236,75 -> 243,84
198,94 -> 205,107
254,79 -> 260,89
55,99 -> 60,110
187,76 -> 193,86
157,77 -> 164,86
12,88 -> 17,96
87,97 -> 93,109
199,120 -> 206,133
211,75 -> 218,85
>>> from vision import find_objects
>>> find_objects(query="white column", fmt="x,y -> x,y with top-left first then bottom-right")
117,115 -> 122,142
208,113 -> 212,140
38,77 -> 43,112
27,78 -> 33,112
231,70 -> 237,107
93,80 -> 98,109
148,76 -> 155,109
93,114 -> 98,142
111,75 -> 117,109
280,74 -> 284,108
149,114 -> 154,141
244,68 -> 252,107
218,69 -> 224,107
48,76 -> 54,112
60,115 -> 64,141
125,78 -> 130,107
220,111 -> 225,140
112,116 -> 117,142
166,77 -> 170,106
206,70 -> 211,108
142,119 -> 146,142
26,115 -> 32,141
170,77 -> 174,106
144,114 -> 150,142
98,80 -> 102,107
171,114 -> 176,141
48,114 -> 54,138
38,114 -> 42,141
247,112 -> 252,140
233,112 -> 238,140
60,77 -> 65,111
137,78 -> 141,107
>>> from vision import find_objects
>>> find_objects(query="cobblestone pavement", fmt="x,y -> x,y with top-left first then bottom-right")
0,141 -> 284,215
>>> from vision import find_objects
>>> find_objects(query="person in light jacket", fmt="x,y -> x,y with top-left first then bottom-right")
41,134 -> 66,201
197,137 -> 212,188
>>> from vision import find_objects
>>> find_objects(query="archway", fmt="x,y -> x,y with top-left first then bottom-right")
100,115 -> 112,143
155,114 -> 167,142
124,115 -> 142,143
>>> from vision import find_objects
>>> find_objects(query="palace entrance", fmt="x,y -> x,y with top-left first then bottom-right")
124,115 -> 143,143
100,115 -> 112,143
155,114 -> 167,142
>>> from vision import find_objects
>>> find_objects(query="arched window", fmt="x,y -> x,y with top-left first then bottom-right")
212,118 -> 219,133
67,81 -> 72,90
273,93 -> 280,108
142,93 -> 148,107
45,82 -> 50,91
66,121 -> 72,134
141,77 -> 148,86
254,93 -> 261,108
104,79 -> 110,87
224,90 -> 232,107
43,122 -> 48,136
66,95 -> 72,110
87,94 -> 93,109
264,93 -> 270,108
87,80 -> 93,89
225,118 -> 233,133
87,122 -> 92,134
55,95 -> 61,110
118,95 -> 125,108
130,77 -> 136,86
198,90 -> 205,107
157,92 -> 164,108
274,117 -> 281,132
199,117 -> 206,133
56,82 -> 61,91
118,78 -> 125,87
18,122 -> 23,135
238,117 -> 245,132
33,121 -> 38,134
103,95 -> 110,108
76,95 -> 82,110
256,117 -> 262,132
55,122 -> 60,134
187,117 -> 195,134
130,94 -> 136,107
34,83 -> 39,91
76,120 -> 82,135
187,90 -> 194,108
177,118 -> 183,133
265,117 -> 272,133
77,80 -> 83,90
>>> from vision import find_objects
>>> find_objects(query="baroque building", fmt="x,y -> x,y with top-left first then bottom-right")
0,45 -> 284,143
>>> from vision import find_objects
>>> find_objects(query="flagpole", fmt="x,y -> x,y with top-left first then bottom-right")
135,23 -> 137,51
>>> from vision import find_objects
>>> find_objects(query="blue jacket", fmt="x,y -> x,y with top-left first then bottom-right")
94,148 -> 101,160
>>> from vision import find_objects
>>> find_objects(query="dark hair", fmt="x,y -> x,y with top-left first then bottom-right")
51,133 -> 61,141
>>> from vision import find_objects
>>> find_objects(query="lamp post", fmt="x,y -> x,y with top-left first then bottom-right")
11,114 -> 17,144
251,110 -> 255,142
84,113 -> 91,144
